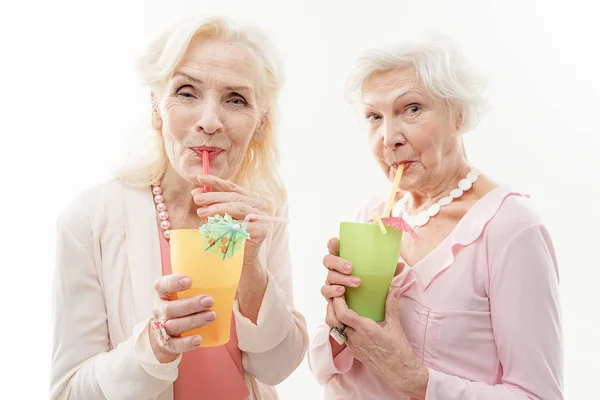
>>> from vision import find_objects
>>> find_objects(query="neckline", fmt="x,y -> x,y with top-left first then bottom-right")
398,184 -> 507,270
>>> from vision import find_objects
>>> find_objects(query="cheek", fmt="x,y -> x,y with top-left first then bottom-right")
226,113 -> 258,147
162,105 -> 195,140
406,123 -> 439,155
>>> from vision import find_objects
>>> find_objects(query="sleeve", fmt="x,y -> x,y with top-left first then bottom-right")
306,199 -> 382,384
307,323 -> 354,384
50,213 -> 181,400
232,203 -> 309,386
425,224 -> 563,400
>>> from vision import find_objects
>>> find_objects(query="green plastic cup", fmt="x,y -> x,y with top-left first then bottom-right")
340,222 -> 403,322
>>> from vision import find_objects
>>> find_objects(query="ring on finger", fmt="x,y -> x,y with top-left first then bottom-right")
329,323 -> 349,345
151,319 -> 171,347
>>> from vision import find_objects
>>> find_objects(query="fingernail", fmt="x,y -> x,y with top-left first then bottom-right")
179,277 -> 190,287
205,311 -> 217,321
351,277 -> 361,285
337,286 -> 344,293
200,296 -> 214,307
344,264 -> 352,272
191,336 -> 202,346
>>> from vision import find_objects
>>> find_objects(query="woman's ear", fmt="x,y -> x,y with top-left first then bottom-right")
454,107 -> 464,132
151,92 -> 163,131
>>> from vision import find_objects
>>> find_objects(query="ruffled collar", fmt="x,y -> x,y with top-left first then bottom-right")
391,185 -> 529,292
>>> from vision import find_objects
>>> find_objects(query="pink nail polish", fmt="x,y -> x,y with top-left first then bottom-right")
200,296 -> 214,307
191,336 -> 202,346
205,311 -> 217,321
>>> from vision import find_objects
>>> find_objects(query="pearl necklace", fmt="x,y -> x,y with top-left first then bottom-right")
151,184 -> 172,240
393,169 -> 481,228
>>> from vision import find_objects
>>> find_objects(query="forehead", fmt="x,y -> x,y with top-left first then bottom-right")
362,67 -> 424,103
174,38 -> 259,88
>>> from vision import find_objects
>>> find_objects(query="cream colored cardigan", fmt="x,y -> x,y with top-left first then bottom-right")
51,179 -> 308,399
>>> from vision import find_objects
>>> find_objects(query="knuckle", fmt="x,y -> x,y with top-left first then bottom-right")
197,312 -> 212,327
325,316 -> 335,327
182,299 -> 196,316
161,301 -> 171,319
170,339 -> 183,353
164,319 -> 177,335
325,271 -> 335,284
154,277 -> 165,293
327,271 -> 340,283
340,310 -> 353,322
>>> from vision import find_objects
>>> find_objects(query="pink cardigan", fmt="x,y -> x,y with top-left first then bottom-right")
309,186 -> 563,399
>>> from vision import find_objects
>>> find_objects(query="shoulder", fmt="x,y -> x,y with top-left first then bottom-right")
477,186 -> 557,267
486,188 -> 545,242
56,179 -> 127,238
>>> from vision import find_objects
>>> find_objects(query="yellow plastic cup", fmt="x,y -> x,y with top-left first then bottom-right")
169,229 -> 246,347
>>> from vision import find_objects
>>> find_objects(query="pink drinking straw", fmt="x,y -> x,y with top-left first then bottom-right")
244,214 -> 290,224
202,150 -> 210,193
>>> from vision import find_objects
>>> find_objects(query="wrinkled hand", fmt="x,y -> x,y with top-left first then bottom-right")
150,274 -> 216,363
332,286 -> 429,398
193,174 -> 270,264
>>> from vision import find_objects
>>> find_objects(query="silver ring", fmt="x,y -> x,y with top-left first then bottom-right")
329,324 -> 348,345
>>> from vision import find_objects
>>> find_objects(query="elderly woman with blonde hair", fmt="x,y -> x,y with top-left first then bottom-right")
309,36 -> 563,399
51,17 -> 308,400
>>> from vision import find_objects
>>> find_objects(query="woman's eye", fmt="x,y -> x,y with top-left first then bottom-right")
406,104 -> 421,114
176,86 -> 195,98
230,97 -> 246,105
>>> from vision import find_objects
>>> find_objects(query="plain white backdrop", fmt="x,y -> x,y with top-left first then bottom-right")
1,0 -> 599,398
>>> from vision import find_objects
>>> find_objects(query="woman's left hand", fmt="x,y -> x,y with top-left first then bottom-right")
332,287 -> 429,398
193,174 -> 270,264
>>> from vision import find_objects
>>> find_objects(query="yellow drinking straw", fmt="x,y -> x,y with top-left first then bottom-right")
383,163 -> 405,218
373,211 -> 387,234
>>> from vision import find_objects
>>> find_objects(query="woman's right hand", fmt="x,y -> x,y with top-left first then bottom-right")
321,238 -> 361,352
149,274 -> 217,363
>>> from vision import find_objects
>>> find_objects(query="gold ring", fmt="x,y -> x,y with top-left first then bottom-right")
329,324 -> 348,345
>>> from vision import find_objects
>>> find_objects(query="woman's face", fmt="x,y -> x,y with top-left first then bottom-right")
362,67 -> 462,191
153,38 -> 262,184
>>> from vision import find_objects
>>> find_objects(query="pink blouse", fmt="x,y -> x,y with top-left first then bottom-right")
158,230 -> 250,400
309,185 -> 563,399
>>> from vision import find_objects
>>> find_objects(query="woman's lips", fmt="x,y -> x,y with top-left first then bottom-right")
189,146 -> 224,161
392,161 -> 415,170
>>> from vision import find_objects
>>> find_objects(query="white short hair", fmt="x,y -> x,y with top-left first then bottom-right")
113,17 -> 286,209
346,35 -> 487,133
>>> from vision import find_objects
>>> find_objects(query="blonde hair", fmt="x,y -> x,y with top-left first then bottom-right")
346,35 -> 487,134
114,17 -> 286,210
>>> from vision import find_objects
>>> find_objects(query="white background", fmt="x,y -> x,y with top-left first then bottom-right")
1,0 -> 599,398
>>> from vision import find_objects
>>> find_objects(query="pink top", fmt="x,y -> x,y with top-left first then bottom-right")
308,186 -> 563,399
158,231 -> 250,400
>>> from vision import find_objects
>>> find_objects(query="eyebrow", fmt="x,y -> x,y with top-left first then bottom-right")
172,73 -> 254,95
364,89 -> 423,108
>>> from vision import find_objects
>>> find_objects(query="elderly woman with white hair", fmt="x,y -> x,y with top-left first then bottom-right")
309,37 -> 563,399
50,18 -> 308,400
